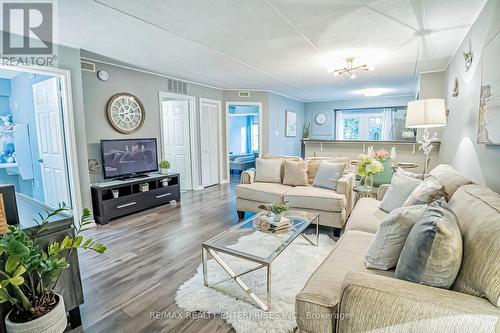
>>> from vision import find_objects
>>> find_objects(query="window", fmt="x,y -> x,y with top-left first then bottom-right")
251,123 -> 259,152
240,127 -> 247,153
335,108 -> 403,141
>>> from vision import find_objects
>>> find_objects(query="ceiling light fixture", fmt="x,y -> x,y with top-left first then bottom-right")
328,57 -> 374,79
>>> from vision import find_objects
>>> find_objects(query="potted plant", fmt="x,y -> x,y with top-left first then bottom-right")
269,202 -> 289,222
356,154 -> 384,190
303,122 -> 310,139
0,205 -> 107,333
159,160 -> 170,175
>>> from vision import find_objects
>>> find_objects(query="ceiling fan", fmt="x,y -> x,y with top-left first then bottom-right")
328,57 -> 375,79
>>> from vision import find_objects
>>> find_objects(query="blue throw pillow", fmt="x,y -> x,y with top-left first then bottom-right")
312,162 -> 345,190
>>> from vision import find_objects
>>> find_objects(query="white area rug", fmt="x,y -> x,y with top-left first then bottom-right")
176,232 -> 335,333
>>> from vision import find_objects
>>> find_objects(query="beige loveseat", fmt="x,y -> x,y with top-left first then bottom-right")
296,164 -> 500,333
236,154 -> 356,229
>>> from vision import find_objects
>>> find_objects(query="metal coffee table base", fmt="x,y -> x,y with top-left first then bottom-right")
202,221 -> 319,311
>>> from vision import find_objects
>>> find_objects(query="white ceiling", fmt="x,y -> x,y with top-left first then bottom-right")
57,0 -> 487,101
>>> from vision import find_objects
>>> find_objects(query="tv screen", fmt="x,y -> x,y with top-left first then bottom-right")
101,138 -> 158,179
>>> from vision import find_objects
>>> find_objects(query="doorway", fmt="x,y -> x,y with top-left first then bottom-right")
226,102 -> 262,183
159,92 -> 197,191
0,64 -> 82,220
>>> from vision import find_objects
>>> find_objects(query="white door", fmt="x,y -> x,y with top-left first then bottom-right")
32,77 -> 71,208
200,101 -> 220,187
161,100 -> 192,191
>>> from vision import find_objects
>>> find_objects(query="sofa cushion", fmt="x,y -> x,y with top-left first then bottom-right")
283,160 -> 309,186
345,198 -> 387,234
236,182 -> 292,203
365,205 -> 427,270
262,154 -> 302,180
305,156 -> 350,184
403,176 -> 446,206
312,162 -> 345,190
284,186 -> 346,212
255,158 -> 282,183
449,185 -> 500,307
429,164 -> 474,200
395,199 -> 462,289
296,230 -> 393,331
379,173 -> 421,212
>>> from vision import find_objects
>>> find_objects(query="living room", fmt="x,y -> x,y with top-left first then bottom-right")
0,0 -> 498,332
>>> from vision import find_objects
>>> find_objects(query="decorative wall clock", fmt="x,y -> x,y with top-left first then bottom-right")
314,112 -> 327,125
106,93 -> 145,134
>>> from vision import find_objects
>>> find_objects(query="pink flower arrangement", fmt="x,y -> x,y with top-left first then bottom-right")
373,148 -> 389,161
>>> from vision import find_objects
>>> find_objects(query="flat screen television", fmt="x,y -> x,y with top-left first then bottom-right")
101,138 -> 158,179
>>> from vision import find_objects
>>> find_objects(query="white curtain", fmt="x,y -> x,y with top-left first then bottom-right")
381,108 -> 394,140
335,111 -> 344,140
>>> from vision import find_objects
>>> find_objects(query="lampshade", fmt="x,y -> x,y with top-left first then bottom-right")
406,98 -> 447,128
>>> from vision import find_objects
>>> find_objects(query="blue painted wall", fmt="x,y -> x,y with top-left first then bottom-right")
9,73 -> 51,202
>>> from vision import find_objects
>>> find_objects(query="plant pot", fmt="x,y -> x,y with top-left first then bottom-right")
273,214 -> 282,222
160,168 -> 169,175
363,174 -> 374,190
5,293 -> 67,333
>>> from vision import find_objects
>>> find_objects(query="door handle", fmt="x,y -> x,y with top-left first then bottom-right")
116,202 -> 136,209
156,193 -> 171,199
38,158 -> 44,163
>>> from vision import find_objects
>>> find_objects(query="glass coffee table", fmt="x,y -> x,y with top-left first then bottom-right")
202,210 -> 319,311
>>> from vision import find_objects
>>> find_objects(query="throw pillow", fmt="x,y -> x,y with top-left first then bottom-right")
255,158 -> 282,183
283,160 -> 309,186
396,167 -> 425,179
306,157 -> 351,184
379,174 -> 422,212
429,164 -> 474,201
395,199 -> 463,289
365,205 -> 427,270
403,176 -> 446,206
262,154 -> 302,181
312,162 -> 346,190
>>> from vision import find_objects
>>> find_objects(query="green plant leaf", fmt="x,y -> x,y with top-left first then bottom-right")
72,235 -> 83,248
13,265 -> 26,277
60,236 -> 72,250
5,257 -> 18,274
9,276 -> 24,286
1,280 -> 10,288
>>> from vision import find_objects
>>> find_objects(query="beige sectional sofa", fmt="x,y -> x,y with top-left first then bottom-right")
236,154 -> 356,229
296,164 -> 500,333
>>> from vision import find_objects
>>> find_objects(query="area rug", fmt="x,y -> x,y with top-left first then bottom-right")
176,232 -> 335,333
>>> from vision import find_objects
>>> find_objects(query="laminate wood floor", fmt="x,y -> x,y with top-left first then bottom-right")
70,181 -> 328,333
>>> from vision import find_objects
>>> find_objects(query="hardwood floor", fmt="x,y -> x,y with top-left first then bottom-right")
72,183 -> 239,333
71,181 -> 329,333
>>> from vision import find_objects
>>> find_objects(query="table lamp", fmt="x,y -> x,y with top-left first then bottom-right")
406,98 -> 446,174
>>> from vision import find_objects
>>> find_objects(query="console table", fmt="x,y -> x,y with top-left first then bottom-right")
91,173 -> 180,224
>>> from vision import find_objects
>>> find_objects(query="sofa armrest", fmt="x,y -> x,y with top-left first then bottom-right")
377,184 -> 390,200
338,271 -> 500,333
337,172 -> 355,216
240,168 -> 255,184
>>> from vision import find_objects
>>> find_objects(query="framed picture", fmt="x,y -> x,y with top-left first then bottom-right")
478,33 -> 500,144
285,110 -> 297,137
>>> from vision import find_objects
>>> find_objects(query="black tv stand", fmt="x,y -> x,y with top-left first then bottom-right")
91,173 -> 180,224
115,174 -> 149,181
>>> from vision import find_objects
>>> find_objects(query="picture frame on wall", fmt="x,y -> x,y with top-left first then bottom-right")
478,32 -> 500,144
285,110 -> 297,137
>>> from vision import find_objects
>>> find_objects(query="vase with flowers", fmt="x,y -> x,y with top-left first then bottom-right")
371,148 -> 393,186
357,154 -> 384,190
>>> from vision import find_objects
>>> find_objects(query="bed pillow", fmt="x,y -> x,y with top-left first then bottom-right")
283,160 -> 309,186
403,176 -> 446,206
312,162 -> 346,190
395,199 -> 463,289
365,205 -> 427,270
255,158 -> 282,183
379,174 -> 422,212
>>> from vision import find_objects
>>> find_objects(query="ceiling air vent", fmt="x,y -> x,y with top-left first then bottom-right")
80,60 -> 96,72
167,79 -> 187,95
239,91 -> 250,98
